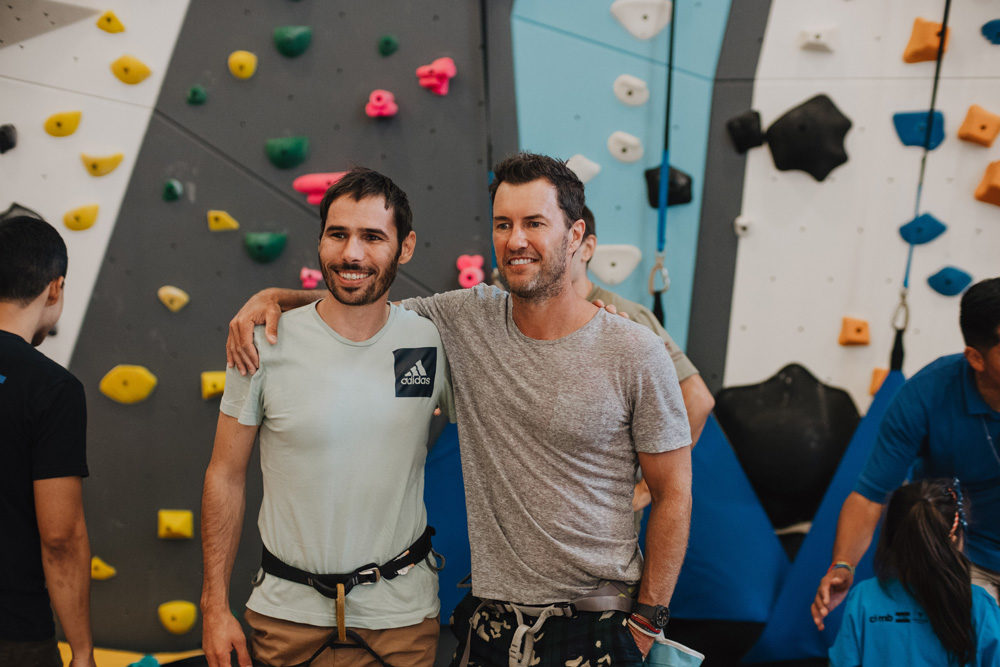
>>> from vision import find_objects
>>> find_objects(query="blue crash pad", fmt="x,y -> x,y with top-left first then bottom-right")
928,266 -> 973,297
742,370 -> 906,663
899,213 -> 946,246
892,111 -> 944,150
670,416 -> 789,622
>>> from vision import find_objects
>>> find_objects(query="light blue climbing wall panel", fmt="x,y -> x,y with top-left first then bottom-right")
511,0 -> 731,348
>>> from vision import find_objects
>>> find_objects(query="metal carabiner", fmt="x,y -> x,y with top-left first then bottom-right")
891,288 -> 910,332
648,254 -> 670,295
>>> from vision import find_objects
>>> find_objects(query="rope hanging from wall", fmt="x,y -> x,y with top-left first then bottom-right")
649,0 -> 677,326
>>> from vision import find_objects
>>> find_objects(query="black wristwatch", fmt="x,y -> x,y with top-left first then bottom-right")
632,602 -> 670,629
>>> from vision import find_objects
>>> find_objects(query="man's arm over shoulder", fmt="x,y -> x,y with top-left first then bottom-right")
400,284 -> 498,328
227,288 -> 323,375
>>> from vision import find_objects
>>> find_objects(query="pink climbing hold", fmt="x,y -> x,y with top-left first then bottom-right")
292,171 -> 348,205
300,267 -> 323,289
365,89 -> 398,118
456,254 -> 484,288
416,57 -> 457,96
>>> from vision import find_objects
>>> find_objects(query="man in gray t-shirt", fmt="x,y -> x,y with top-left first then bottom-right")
228,153 -> 692,667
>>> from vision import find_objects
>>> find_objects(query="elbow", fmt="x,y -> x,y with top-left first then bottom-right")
40,523 -> 87,557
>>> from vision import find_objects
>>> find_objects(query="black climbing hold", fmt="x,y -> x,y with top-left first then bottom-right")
643,166 -> 693,208
892,111 -> 944,150
765,94 -> 852,182
714,363 -> 860,531
265,136 -> 309,169
982,19 -> 1000,45
186,85 -> 207,105
898,213 -> 946,245
726,109 -> 764,154
244,231 -> 288,263
0,124 -> 16,154
377,34 -> 399,56
273,26 -> 312,57
162,179 -> 183,201
927,266 -> 972,296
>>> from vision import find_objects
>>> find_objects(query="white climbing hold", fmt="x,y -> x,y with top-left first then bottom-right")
610,0 -> 672,41
607,131 -> 644,163
566,154 -> 601,183
613,74 -> 650,106
734,215 -> 752,237
589,245 -> 642,286
797,26 -> 839,52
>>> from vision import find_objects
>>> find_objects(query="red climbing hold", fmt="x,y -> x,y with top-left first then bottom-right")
292,171 -> 347,205
456,254 -> 484,288
416,57 -> 457,96
300,267 -> 323,289
365,89 -> 398,118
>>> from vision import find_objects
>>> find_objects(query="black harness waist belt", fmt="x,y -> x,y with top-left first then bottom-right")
259,525 -> 436,599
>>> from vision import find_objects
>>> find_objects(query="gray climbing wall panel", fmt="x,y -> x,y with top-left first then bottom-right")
69,0 -> 499,650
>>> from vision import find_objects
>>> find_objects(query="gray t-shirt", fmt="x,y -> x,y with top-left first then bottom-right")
402,285 -> 690,604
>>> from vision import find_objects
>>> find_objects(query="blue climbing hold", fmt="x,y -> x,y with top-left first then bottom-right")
127,656 -> 159,667
893,111 -> 944,150
899,213 -> 946,245
982,19 -> 1000,44
927,267 -> 972,296
0,374 -> 6,384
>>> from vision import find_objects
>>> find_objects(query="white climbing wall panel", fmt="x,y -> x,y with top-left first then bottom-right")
725,0 -> 1000,411
0,1 -> 191,366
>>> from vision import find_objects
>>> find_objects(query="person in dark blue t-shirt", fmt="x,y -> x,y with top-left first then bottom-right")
829,479 -> 1000,667
0,215 -> 95,667
813,277 -> 1000,632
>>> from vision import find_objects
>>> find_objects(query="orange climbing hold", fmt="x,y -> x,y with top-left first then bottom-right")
870,368 -> 889,395
958,105 -> 1000,147
903,18 -> 950,63
974,161 -> 1000,207
838,317 -> 870,346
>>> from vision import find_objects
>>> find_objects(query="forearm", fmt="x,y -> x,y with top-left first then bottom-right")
831,491 -> 884,565
679,374 -> 714,445
41,526 -> 93,656
200,467 -> 247,615
637,481 -> 691,606
266,287 -> 325,312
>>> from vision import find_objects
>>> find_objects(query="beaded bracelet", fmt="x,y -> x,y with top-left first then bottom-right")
829,561 -> 855,577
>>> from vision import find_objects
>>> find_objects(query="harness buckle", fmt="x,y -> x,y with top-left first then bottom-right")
307,576 -> 346,600
356,565 -> 381,585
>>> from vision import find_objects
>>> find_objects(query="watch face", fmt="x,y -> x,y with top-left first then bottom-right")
653,606 -> 670,627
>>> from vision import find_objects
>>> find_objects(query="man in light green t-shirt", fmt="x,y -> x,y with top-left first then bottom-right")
201,169 -> 451,667
570,206 -> 714,510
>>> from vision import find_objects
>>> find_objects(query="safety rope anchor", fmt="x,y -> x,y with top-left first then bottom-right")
891,288 -> 910,332
648,255 -> 670,295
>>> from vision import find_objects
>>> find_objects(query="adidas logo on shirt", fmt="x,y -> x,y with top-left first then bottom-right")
393,347 -> 437,398
401,360 -> 432,385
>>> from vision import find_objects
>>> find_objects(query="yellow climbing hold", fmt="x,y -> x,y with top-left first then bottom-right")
228,50 -> 258,79
81,153 -> 123,177
110,55 -> 151,84
63,204 -> 99,231
158,509 -> 194,539
90,556 -> 117,580
207,209 -> 240,231
96,10 -> 125,33
201,371 -> 226,400
44,111 -> 82,137
157,286 -> 190,312
99,365 -> 157,404
157,600 -> 198,635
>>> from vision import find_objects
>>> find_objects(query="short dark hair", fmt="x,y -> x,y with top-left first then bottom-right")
0,215 -> 68,304
959,277 -> 1000,350
489,153 -> 585,229
317,167 -> 412,246
582,206 -> 595,239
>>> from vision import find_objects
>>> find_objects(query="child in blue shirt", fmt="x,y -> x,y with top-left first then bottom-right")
830,479 -> 1000,666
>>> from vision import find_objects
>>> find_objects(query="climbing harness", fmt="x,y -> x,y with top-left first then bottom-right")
456,582 -> 636,667
649,0 -> 678,326
252,526 -> 443,665
891,0 -> 951,370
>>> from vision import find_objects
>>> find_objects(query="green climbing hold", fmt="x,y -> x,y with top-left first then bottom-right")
244,232 -> 288,263
265,136 -> 309,169
162,179 -> 183,201
186,85 -> 207,105
273,26 -> 312,57
377,34 -> 399,57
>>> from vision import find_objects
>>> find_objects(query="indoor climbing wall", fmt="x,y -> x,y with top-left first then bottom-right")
723,0 -> 1000,410
509,0 -> 732,349
5,0 -> 494,651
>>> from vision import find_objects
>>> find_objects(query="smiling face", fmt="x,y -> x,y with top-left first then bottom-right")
318,195 -> 415,306
492,179 -> 584,301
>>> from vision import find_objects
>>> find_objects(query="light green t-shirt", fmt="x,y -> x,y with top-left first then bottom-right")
587,284 -> 699,382
220,301 -> 452,629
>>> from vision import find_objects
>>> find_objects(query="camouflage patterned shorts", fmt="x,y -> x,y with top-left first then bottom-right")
449,593 -> 644,667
